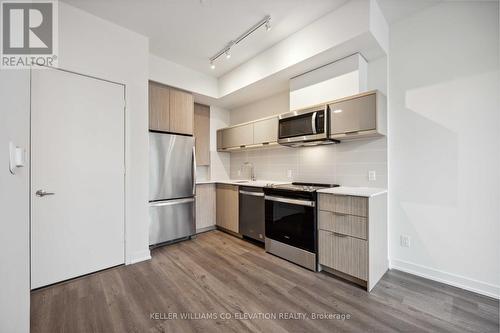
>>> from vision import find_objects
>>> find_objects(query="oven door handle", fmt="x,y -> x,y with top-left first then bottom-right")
265,195 -> 315,207
240,190 -> 264,197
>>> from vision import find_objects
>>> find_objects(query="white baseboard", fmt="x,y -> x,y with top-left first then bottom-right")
126,250 -> 151,265
390,258 -> 499,299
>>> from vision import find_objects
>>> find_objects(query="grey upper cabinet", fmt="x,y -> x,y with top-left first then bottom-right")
253,117 -> 278,145
329,91 -> 386,140
217,116 -> 279,151
221,123 -> 254,149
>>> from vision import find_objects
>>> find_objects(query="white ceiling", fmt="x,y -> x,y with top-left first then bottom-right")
376,0 -> 441,24
62,0 -> 348,77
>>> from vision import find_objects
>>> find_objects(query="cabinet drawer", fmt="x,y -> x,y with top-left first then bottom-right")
319,230 -> 367,280
318,194 -> 367,217
318,210 -> 367,240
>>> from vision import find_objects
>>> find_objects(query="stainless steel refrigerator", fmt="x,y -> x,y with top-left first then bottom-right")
149,132 -> 196,246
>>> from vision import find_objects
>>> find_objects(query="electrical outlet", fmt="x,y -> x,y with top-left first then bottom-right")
286,169 -> 293,178
368,170 -> 376,181
400,235 -> 411,248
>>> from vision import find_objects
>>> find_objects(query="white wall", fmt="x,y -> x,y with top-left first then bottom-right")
149,54 -> 218,98
230,91 -> 289,125
289,54 -> 368,110
208,106 -> 231,181
388,1 -> 500,297
57,3 -> 150,264
0,71 -> 30,332
230,138 -> 387,187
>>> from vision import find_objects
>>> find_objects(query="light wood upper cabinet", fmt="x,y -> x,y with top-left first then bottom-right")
148,82 -> 194,135
329,91 -> 386,140
216,184 -> 239,233
194,103 -> 210,166
170,88 -> 194,135
253,117 -> 278,144
149,81 -> 170,132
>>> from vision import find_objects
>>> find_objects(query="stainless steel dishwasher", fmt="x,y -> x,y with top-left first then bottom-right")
239,186 -> 265,242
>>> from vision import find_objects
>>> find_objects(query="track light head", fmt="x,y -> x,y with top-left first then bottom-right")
210,60 -> 215,69
225,48 -> 231,59
265,18 -> 272,31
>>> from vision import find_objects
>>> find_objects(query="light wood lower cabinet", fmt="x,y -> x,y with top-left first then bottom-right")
195,184 -> 216,231
318,210 -> 367,240
318,193 -> 387,291
216,184 -> 239,233
319,230 -> 368,280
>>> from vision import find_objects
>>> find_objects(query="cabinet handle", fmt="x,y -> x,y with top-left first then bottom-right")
345,131 -> 359,135
333,212 -> 347,216
332,232 -> 348,238
240,145 -> 246,148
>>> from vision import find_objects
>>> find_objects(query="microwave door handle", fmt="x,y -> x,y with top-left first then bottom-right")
311,111 -> 317,134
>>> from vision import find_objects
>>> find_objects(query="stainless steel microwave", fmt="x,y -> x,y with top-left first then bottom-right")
277,105 -> 337,147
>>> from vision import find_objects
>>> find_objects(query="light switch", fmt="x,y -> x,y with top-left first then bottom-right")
368,170 -> 376,181
9,142 -> 25,174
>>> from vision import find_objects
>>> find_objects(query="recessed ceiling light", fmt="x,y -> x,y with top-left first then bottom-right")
333,109 -> 343,113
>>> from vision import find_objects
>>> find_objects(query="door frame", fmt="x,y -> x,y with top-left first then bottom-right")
29,66 -> 127,288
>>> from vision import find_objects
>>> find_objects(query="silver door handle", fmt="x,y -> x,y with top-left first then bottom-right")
264,195 -> 315,207
36,190 -> 55,197
239,190 -> 264,197
150,198 -> 195,207
192,145 -> 197,195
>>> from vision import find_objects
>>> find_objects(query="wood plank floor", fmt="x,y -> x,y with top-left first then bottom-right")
31,230 -> 499,333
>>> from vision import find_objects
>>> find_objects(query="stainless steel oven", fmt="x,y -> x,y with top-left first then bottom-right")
264,183 -> 339,271
278,105 -> 332,146
264,186 -> 318,271
265,194 -> 316,252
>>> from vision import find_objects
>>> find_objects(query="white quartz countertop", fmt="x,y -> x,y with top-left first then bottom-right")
316,186 -> 387,197
196,180 -> 287,188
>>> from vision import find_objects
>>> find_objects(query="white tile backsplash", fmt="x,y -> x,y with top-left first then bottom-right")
230,137 -> 387,187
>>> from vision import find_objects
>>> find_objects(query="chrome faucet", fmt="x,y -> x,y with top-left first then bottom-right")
241,161 -> 256,181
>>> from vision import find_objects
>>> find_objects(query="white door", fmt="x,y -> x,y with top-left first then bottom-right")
31,68 -> 125,289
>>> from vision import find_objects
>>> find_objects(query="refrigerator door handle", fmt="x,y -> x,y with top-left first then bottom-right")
192,144 -> 197,195
150,197 -> 195,207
